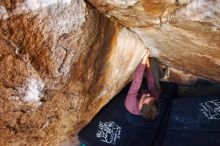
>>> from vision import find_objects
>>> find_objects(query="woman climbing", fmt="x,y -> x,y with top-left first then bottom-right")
124,48 -> 161,120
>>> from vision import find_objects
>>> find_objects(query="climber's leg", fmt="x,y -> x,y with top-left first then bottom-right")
150,57 -> 162,93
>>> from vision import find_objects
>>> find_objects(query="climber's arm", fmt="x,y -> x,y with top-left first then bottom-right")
146,59 -> 160,99
124,50 -> 149,114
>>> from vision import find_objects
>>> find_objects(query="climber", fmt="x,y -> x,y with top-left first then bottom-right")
124,48 -> 161,120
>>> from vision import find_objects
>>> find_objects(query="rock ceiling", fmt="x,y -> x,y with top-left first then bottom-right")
87,0 -> 220,83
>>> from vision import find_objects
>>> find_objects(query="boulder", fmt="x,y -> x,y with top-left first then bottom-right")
87,0 -> 220,83
0,0 -> 147,145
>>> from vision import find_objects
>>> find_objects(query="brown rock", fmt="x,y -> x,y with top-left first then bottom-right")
0,0 -> 146,145
87,0 -> 177,27
87,0 -> 220,83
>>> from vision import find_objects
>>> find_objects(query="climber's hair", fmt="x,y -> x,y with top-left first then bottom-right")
141,97 -> 159,120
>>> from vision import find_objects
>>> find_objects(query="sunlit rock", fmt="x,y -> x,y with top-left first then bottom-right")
106,0 -> 138,8
88,0 -> 220,82
0,0 -> 147,145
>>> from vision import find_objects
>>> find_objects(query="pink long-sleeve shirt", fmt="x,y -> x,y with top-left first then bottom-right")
124,63 -> 159,115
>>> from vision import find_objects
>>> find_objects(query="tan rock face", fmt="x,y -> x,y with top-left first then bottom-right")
0,0 -> 147,145
88,0 -> 220,83
87,0 -> 177,27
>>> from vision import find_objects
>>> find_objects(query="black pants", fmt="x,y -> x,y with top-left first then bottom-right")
150,57 -> 163,93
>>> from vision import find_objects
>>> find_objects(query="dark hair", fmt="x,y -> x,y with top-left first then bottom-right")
141,99 -> 159,120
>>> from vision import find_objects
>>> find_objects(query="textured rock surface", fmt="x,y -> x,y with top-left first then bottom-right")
87,0 -> 220,83
1,0 -> 220,145
0,0 -> 146,145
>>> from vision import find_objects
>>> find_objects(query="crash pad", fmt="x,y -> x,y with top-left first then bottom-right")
163,96 -> 220,146
78,82 -> 177,146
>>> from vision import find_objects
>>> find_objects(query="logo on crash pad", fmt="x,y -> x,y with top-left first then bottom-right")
96,121 -> 121,145
199,99 -> 220,120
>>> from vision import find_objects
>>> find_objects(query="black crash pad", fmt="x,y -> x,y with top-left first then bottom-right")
163,96 -> 220,146
78,82 -> 177,146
